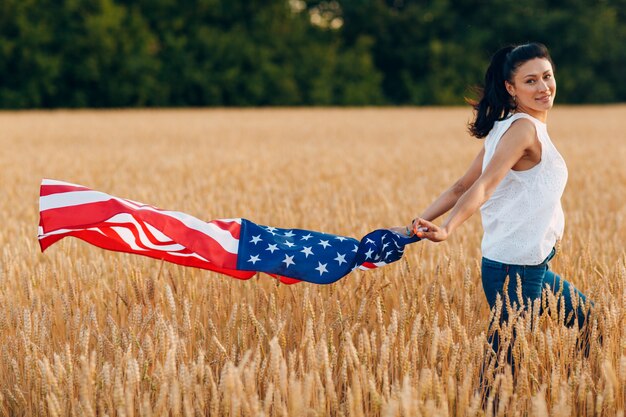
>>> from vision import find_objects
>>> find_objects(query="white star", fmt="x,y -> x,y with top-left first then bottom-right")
315,262 -> 328,275
282,254 -> 295,267
247,254 -> 261,264
265,226 -> 277,234
335,236 -> 347,242
334,253 -> 347,265
366,238 -> 375,245
385,250 -> 393,258
381,234 -> 386,241
301,246 -> 314,258
266,244 -> 278,253
364,248 -> 374,259
284,241 -> 295,248
250,235 -> 262,245
382,242 -> 389,249
318,239 -> 330,249
301,234 -> 313,241
352,244 -> 359,253
284,230 -> 296,237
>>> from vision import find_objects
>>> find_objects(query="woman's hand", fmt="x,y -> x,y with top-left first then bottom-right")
412,218 -> 449,242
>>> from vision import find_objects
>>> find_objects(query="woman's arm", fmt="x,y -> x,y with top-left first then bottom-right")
415,119 -> 536,241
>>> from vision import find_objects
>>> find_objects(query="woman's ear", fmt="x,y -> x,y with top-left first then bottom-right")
504,80 -> 515,97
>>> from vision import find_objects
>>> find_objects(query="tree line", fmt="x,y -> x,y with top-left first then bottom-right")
1,0 -> 624,108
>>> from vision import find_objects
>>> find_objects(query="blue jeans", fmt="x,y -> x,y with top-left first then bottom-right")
481,249 -> 592,364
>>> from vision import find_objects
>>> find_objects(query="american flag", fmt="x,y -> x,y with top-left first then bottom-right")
38,179 -> 419,284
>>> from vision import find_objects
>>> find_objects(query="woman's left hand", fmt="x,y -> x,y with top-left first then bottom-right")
412,218 -> 449,242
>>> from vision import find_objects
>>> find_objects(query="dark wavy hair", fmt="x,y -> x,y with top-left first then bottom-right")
468,43 -> 554,138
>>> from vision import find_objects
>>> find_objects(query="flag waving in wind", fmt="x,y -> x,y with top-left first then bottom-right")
38,179 -> 419,284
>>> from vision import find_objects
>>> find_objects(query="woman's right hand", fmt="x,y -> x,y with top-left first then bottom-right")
412,218 -> 449,242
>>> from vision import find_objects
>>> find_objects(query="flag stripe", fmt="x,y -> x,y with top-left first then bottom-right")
40,204 -> 240,267
40,191 -> 241,245
40,202 -> 240,255
106,215 -> 184,250
39,228 -> 255,280
40,184 -> 92,196
39,182 -> 241,269
144,221 -> 177,244
40,190 -> 112,211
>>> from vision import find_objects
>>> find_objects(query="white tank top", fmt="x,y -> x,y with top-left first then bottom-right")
480,112 -> 568,265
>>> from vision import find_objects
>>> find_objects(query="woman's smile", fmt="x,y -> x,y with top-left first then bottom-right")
536,94 -> 551,103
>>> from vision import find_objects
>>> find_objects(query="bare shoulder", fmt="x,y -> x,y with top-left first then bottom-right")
501,117 -> 537,148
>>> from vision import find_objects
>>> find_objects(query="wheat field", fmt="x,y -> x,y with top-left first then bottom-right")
0,107 -> 624,416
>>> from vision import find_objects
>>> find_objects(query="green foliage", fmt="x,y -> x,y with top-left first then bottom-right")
0,0 -> 624,107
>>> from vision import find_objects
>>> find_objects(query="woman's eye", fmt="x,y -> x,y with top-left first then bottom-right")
526,79 -> 535,84
544,74 -> 552,79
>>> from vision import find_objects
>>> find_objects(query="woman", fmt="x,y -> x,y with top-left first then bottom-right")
394,43 -> 591,362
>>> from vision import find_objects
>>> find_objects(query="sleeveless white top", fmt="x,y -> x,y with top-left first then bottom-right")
480,112 -> 568,265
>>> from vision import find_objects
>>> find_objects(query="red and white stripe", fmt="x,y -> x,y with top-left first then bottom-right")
38,179 -> 255,280
357,261 -> 387,271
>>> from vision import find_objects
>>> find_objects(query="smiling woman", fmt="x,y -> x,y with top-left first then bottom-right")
504,55 -> 556,121
468,43 -> 557,138
391,43 -> 594,392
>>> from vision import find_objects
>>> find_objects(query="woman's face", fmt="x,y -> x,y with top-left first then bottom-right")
505,58 -> 556,117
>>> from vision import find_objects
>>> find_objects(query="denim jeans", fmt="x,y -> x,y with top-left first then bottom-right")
481,248 -> 591,364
